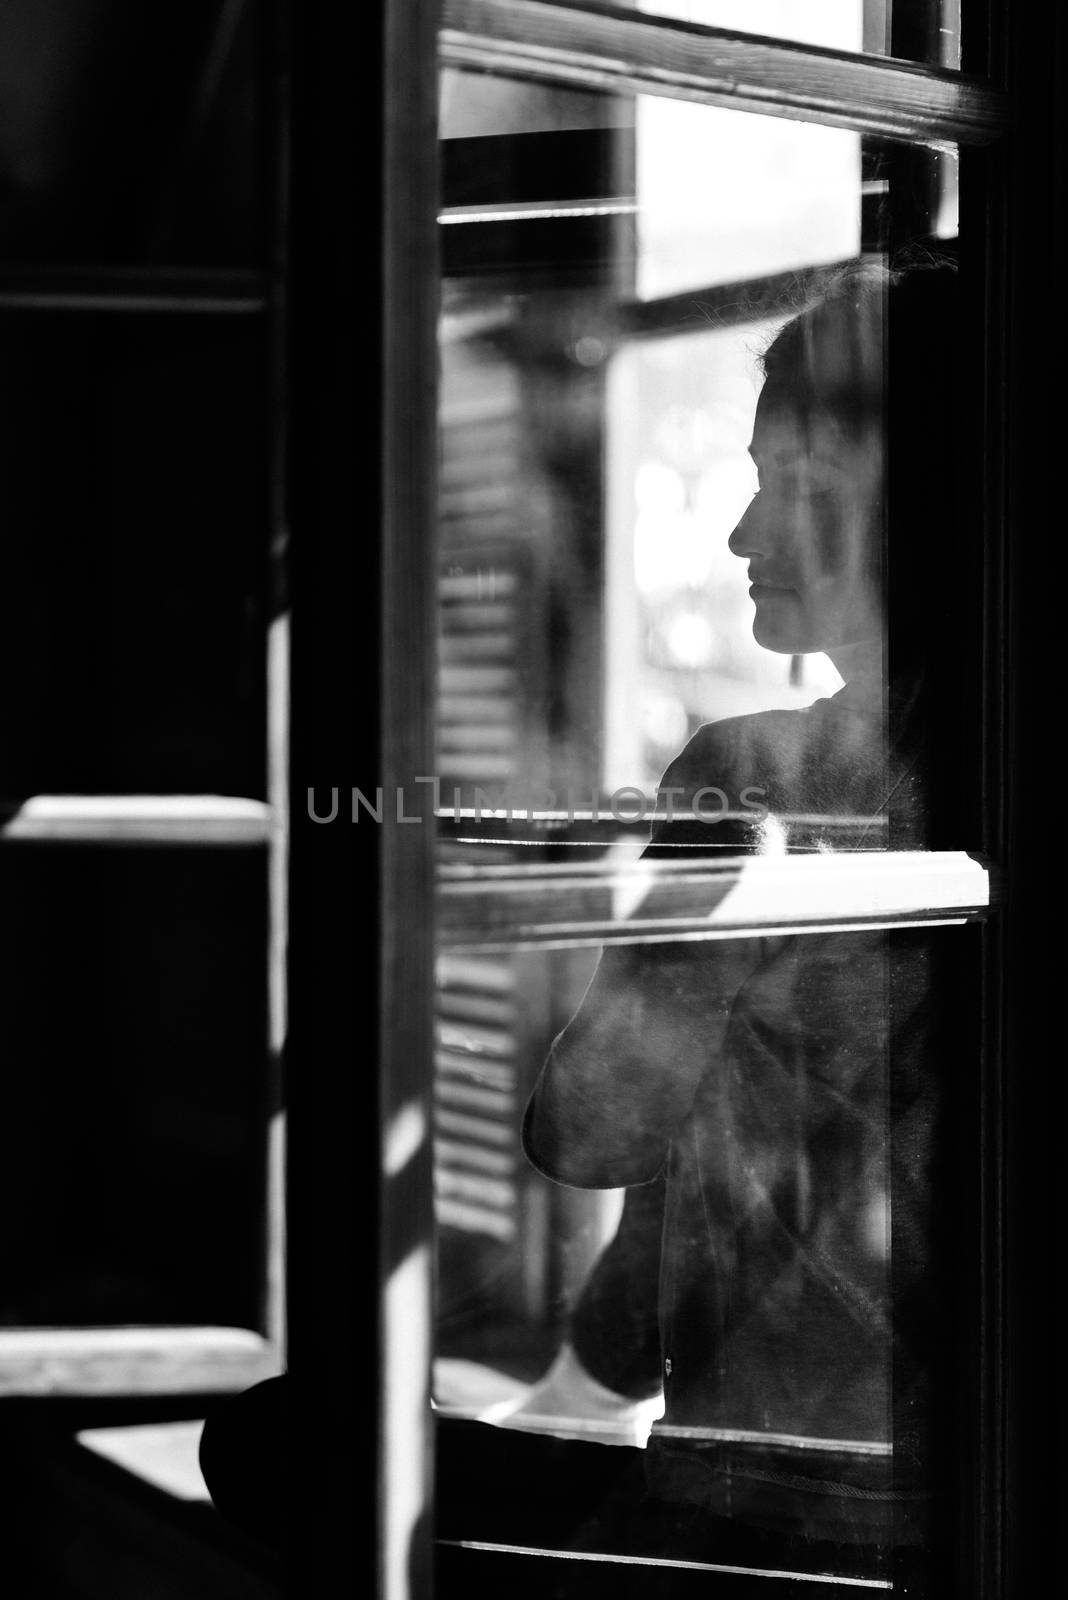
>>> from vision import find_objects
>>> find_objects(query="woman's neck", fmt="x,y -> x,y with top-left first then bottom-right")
826,639 -> 884,712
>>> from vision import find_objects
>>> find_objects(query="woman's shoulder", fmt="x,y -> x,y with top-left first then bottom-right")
656,695 -> 891,838
658,704 -> 826,799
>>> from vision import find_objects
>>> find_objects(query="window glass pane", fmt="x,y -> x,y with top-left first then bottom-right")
438,73 -> 961,860
441,66 -> 958,302
434,69 -> 978,1589
551,0 -> 962,68
638,0 -> 868,52
634,100 -> 861,300
604,320 -> 843,802
435,923 -> 977,1587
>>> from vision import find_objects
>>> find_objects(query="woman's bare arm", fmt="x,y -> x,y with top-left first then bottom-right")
523,724 -> 765,1188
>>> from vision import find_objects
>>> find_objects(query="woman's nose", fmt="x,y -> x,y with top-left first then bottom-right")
728,495 -> 765,559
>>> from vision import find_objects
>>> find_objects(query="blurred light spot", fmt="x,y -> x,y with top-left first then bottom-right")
573,336 -> 607,367
664,611 -> 714,667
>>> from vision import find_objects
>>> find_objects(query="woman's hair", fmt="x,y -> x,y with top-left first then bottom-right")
760,257 -> 887,386
758,249 -> 957,434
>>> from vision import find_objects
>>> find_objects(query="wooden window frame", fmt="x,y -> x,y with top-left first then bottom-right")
440,0 -> 1007,142
285,0 -> 1064,1595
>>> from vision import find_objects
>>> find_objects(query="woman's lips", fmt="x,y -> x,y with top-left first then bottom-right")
749,579 -> 795,595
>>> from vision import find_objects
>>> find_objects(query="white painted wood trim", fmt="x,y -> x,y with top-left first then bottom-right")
0,796 -> 271,845
0,1326 -> 282,1397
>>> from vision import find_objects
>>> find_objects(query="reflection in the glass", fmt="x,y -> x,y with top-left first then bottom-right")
518,266 -> 953,1575
604,324 -> 841,798
435,67 -> 964,1587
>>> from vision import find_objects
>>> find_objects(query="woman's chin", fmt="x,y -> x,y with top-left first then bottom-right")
752,621 -> 802,655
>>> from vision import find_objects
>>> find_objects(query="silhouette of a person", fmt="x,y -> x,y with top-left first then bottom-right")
521,261 -> 957,1573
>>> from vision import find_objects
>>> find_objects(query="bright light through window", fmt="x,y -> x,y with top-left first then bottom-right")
636,99 -> 862,299
637,1 -> 864,53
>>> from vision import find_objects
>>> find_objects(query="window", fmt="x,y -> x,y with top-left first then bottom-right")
429,35 -> 989,1594
285,2 -> 1062,1596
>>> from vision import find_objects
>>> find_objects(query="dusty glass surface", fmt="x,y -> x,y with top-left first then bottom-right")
434,69 -> 970,1587
434,927 -> 970,1584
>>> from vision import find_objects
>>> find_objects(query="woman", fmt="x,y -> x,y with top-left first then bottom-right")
521,260 -> 958,1581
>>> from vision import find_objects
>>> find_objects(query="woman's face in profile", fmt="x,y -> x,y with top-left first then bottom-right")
727,351 -> 884,659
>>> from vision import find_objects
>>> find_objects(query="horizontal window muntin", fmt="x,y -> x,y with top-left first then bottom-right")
0,795 -> 270,846
438,847 -> 993,949
439,811 -> 885,846
440,0 -> 1007,145
0,1327 -> 281,1398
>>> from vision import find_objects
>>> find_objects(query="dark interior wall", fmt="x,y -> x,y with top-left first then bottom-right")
0,845 -> 268,1329
0,312 -> 268,800
0,0 -> 265,267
